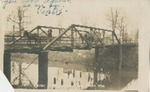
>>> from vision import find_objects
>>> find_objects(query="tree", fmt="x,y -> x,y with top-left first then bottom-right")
106,8 -> 125,88
110,8 -> 119,32
7,7 -> 31,36
117,17 -> 128,44
106,8 -> 128,44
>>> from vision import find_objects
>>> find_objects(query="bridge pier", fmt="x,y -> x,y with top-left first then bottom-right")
94,47 -> 99,85
3,52 -> 11,82
38,51 -> 48,89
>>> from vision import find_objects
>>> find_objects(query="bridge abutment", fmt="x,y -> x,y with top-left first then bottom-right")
38,51 -> 48,89
3,52 -> 11,82
94,47 -> 100,85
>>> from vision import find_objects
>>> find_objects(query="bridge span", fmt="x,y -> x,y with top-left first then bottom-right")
4,24 -> 137,89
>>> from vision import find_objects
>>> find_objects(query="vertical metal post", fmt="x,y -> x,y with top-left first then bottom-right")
123,29 -> 125,44
103,31 -> 105,44
13,25 -> 16,49
37,27 -> 40,45
13,25 -> 15,40
38,51 -> 48,89
18,62 -> 22,86
71,28 -> 74,47
118,44 -> 122,88
37,27 -> 39,36
59,29 -> 61,44
94,47 -> 99,85
4,52 -> 11,82
112,32 -> 114,45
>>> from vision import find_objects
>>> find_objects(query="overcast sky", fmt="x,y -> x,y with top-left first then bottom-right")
1,0 -> 140,36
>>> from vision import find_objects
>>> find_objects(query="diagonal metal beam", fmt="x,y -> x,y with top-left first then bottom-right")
74,27 -> 90,47
112,31 -> 120,44
59,29 -> 72,40
43,24 -> 74,50
39,28 -> 49,36
29,26 -> 39,33
91,29 -> 103,45
40,26 -> 71,39
9,26 -> 38,44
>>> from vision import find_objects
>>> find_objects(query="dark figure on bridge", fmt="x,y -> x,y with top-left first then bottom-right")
48,29 -> 52,38
23,31 -> 39,45
84,32 -> 93,48
47,29 -> 53,42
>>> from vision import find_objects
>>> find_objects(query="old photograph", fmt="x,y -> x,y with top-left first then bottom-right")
1,0 -> 148,92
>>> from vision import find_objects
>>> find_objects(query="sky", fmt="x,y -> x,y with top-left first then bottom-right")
1,0 -> 140,36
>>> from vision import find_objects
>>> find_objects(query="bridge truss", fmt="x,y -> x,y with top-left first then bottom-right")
4,24 -> 121,89
5,24 -> 120,53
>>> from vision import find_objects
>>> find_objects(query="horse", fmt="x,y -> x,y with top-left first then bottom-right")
23,31 -> 40,44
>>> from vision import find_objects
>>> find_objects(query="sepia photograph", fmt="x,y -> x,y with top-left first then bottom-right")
0,0 -> 149,92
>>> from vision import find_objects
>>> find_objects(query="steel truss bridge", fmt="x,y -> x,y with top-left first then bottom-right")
5,24 -> 120,53
4,24 -> 136,89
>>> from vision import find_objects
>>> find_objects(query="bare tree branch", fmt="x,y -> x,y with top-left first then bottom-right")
106,8 -> 129,43
7,7 -> 31,36
7,17 -> 19,24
